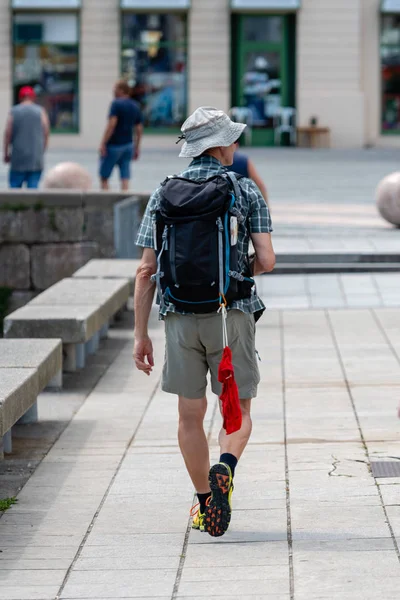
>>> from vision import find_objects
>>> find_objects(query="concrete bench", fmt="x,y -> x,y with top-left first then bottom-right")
4,278 -> 130,372
73,259 -> 141,295
0,339 -> 62,457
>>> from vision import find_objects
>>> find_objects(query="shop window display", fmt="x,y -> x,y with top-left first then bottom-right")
381,14 -> 400,132
243,15 -> 282,44
234,16 -> 285,129
121,13 -> 187,128
242,50 -> 282,127
13,12 -> 79,133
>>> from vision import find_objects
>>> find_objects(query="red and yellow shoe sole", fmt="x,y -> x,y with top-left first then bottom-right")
204,463 -> 232,538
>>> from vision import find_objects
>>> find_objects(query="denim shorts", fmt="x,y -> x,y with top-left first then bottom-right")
9,170 -> 42,189
99,143 -> 133,180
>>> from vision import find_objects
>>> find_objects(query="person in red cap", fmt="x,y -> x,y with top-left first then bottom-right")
3,86 -> 50,188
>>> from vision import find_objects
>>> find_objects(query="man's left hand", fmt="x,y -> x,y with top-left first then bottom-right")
133,147 -> 140,161
133,335 -> 154,375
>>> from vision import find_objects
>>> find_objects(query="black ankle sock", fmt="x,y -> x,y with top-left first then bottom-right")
220,453 -> 238,478
197,492 -> 211,513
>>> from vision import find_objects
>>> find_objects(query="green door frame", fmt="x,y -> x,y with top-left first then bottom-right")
232,13 -> 294,146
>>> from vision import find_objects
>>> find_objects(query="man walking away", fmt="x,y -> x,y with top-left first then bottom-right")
3,86 -> 49,189
133,107 -> 275,537
99,80 -> 143,191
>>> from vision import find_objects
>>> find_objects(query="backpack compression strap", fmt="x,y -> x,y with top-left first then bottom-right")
150,225 -> 168,309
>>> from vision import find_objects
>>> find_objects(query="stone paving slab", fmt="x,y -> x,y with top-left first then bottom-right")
1,304 -> 400,598
257,272 -> 400,310
61,570 -> 178,598
175,597 -> 290,600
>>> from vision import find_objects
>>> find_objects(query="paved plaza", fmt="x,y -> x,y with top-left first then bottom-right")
1,276 -> 400,599
1,147 -> 400,598
260,272 -> 400,309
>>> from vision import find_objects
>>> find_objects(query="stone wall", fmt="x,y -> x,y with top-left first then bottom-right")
0,190 -> 147,313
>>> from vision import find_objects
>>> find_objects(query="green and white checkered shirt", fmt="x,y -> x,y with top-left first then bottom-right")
136,155 -> 273,316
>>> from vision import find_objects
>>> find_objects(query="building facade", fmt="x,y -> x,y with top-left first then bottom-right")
0,0 -> 399,149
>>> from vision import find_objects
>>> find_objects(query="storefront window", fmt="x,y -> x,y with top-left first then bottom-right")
243,16 -> 282,44
121,13 -> 187,128
381,14 -> 400,133
242,49 -> 282,126
235,16 -> 285,128
13,12 -> 79,133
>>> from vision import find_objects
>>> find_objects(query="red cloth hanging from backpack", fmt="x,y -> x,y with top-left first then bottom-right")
218,346 -> 242,435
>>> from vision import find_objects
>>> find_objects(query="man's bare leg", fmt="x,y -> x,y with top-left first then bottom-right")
203,399 -> 252,537
219,398 -> 252,460
100,178 -> 109,191
121,178 -> 129,192
178,396 -> 210,494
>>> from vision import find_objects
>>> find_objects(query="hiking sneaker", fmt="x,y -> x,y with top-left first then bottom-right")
190,500 -> 209,532
204,462 -> 233,537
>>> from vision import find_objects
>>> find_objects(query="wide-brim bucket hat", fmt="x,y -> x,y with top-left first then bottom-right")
178,106 -> 246,158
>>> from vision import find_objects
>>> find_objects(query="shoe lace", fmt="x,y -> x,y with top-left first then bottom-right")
190,496 -> 211,518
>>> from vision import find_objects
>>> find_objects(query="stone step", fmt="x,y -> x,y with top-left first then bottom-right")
273,251 -> 400,274
273,261 -> 400,275
276,252 -> 400,264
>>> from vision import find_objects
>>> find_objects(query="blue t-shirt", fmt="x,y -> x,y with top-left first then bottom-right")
107,98 -> 143,146
231,152 -> 249,178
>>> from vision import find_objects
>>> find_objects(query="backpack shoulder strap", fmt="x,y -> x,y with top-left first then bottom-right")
225,171 -> 244,202
162,174 -> 224,185
160,175 -> 179,186
224,171 -> 246,223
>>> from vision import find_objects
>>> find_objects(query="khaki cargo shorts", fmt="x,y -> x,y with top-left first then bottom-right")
162,309 -> 260,400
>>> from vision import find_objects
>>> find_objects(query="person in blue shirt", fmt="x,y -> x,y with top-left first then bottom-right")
99,80 -> 143,191
231,138 -> 269,208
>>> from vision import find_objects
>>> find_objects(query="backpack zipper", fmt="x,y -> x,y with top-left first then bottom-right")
169,224 -> 178,285
217,217 -> 225,300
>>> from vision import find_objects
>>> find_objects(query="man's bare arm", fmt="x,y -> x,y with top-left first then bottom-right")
133,247 -> 157,374
3,115 -> 12,163
133,123 -> 143,160
99,116 -> 118,156
247,159 -> 269,208
41,109 -> 50,151
250,232 -> 276,275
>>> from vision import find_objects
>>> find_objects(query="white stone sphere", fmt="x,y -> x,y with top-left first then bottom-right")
42,162 -> 92,191
376,171 -> 400,226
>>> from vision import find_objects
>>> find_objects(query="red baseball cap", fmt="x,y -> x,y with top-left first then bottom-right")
18,86 -> 36,101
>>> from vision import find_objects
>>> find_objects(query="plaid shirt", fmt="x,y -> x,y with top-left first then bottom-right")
136,155 -> 273,316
